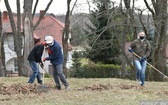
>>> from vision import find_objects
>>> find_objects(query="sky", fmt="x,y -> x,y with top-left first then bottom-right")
0,0 -> 92,15
0,0 -> 152,15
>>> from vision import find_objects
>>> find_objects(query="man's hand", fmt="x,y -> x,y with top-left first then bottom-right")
39,62 -> 44,68
43,58 -> 46,62
128,48 -> 133,53
140,57 -> 146,62
41,41 -> 47,46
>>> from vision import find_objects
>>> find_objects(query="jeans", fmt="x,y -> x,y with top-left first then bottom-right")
134,60 -> 147,86
28,61 -> 42,83
52,64 -> 69,87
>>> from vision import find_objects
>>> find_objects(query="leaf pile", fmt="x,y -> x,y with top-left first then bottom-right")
77,84 -> 113,91
118,84 -> 145,90
77,84 -> 145,91
0,83 -> 52,95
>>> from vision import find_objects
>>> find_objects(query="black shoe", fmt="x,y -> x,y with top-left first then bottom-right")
38,80 -> 43,85
38,82 -> 43,85
55,86 -> 61,90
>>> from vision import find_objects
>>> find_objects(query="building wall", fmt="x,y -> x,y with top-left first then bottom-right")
3,33 -> 24,73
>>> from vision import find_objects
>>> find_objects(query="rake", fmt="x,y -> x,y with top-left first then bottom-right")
39,63 -> 55,84
132,52 -> 168,80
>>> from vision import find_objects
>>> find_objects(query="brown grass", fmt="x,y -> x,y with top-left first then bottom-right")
0,77 -> 168,105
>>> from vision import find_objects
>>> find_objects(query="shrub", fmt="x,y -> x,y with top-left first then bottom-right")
70,63 -> 121,78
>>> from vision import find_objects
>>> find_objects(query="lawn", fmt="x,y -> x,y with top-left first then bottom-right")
0,77 -> 168,105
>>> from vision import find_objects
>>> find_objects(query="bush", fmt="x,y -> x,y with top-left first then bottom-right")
69,63 -> 153,80
69,63 -> 121,78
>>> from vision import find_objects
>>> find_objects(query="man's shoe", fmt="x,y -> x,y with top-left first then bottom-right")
55,86 -> 61,90
38,82 -> 43,85
65,86 -> 70,91
136,79 -> 142,85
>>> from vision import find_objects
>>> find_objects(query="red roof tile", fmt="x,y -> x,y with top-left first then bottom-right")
2,14 -> 65,46
33,16 -> 64,46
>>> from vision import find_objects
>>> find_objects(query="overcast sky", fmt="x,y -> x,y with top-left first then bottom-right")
0,0 -> 151,15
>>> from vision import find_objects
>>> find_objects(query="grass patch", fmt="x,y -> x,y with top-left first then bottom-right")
0,77 -> 168,105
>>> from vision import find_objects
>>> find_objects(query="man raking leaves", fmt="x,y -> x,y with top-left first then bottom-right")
27,38 -> 51,91
42,35 -> 70,91
27,38 -> 44,85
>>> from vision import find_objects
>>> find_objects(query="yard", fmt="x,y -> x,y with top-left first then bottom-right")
0,77 -> 168,105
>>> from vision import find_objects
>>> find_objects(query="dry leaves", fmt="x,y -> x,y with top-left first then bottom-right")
0,83 -> 53,95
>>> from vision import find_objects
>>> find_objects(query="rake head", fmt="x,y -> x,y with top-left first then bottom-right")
163,76 -> 168,82
36,85 -> 50,92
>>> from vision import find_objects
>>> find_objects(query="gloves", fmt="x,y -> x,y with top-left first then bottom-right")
140,57 -> 146,62
41,41 -> 47,46
43,58 -> 46,62
128,48 -> 133,53
39,62 -> 44,68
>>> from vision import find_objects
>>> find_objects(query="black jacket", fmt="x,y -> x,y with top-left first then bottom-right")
27,44 -> 44,63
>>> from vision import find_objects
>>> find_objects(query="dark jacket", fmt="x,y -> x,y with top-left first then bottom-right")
27,44 -> 44,63
46,40 -> 64,65
130,39 -> 151,59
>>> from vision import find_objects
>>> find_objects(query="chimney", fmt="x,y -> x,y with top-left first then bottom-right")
40,10 -> 45,18
3,11 -> 8,19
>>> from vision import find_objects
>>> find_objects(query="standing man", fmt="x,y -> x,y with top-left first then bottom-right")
43,35 -> 69,90
27,38 -> 45,84
128,31 -> 151,86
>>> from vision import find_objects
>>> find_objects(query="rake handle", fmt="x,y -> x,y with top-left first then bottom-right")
132,52 -> 168,78
39,63 -> 55,83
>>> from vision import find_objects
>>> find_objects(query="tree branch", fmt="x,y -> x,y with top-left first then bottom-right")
70,0 -> 78,15
32,0 -> 39,20
144,0 -> 155,17
32,0 -> 53,30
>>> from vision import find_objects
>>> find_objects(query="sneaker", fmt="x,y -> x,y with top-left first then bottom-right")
65,86 -> 70,91
136,79 -> 142,85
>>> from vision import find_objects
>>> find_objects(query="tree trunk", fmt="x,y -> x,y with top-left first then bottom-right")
122,0 -> 136,77
23,0 -> 34,76
62,0 -> 71,76
0,10 -> 7,77
0,43 -> 5,77
23,0 -> 53,76
0,11 -> 5,77
152,0 -> 167,81
5,0 -> 24,76
23,14 -> 34,76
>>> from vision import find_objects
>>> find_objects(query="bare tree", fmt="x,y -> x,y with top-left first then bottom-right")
23,0 -> 53,76
0,10 -> 5,76
120,0 -> 136,78
62,0 -> 78,75
144,0 -> 168,81
4,0 -> 24,76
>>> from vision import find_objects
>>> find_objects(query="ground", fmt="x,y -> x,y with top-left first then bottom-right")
0,77 -> 168,105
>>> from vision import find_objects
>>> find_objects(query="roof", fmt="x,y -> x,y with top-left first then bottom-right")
1,12 -> 65,47
33,15 -> 65,46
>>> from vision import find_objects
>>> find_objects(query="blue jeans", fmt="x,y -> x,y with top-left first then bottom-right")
52,64 -> 69,87
28,61 -> 42,83
134,60 -> 147,86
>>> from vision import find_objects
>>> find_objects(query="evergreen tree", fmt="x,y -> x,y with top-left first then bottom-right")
85,0 -> 120,64
71,51 -> 82,77
71,23 -> 86,46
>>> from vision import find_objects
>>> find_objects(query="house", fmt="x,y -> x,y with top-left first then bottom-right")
2,11 -> 73,75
